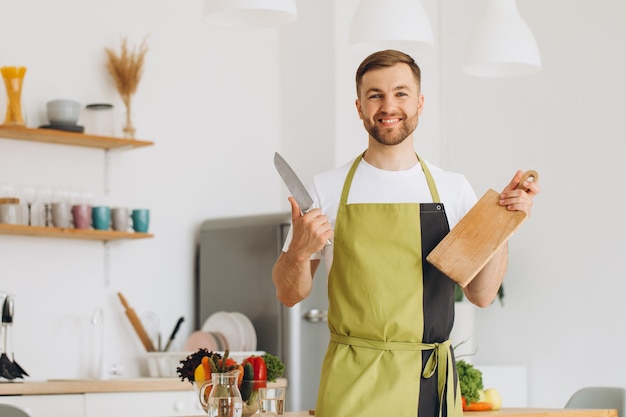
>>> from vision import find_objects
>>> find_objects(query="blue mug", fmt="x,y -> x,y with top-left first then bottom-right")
131,209 -> 150,233
92,206 -> 111,230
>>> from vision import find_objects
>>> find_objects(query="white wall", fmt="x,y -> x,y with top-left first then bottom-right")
2,0 -> 626,411
441,0 -> 626,408
0,0 -> 286,379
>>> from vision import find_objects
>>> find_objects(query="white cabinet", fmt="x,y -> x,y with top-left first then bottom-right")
1,390 -> 201,417
85,390 -> 202,417
0,394 -> 84,417
475,364 -> 528,407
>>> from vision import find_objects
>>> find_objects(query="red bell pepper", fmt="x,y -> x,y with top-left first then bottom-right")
243,355 -> 267,389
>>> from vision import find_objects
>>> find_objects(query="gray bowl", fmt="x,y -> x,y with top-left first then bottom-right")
47,99 -> 81,126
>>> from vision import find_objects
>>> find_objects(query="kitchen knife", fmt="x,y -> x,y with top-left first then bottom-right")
274,152 -> 314,213
163,316 -> 184,352
274,152 -> 331,245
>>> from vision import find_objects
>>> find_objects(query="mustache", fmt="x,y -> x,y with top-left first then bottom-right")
374,112 -> 406,120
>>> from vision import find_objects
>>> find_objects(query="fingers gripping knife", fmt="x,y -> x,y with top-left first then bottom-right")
273,152 -> 332,246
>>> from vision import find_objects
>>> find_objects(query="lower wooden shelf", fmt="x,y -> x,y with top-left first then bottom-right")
0,224 -> 153,241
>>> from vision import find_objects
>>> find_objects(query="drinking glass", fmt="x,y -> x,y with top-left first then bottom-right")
259,387 -> 286,417
18,184 -> 38,226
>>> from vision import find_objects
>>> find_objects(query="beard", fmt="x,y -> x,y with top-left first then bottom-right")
364,110 -> 419,146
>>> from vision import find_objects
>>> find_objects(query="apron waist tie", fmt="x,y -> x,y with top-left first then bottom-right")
330,332 -> 462,417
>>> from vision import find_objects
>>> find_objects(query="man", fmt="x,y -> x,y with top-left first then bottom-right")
272,50 -> 540,417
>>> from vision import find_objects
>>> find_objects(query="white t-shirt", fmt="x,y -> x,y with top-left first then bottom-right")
282,157 -> 478,269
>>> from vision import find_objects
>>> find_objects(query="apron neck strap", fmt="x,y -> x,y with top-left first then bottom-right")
340,152 -> 442,204
418,156 -> 441,203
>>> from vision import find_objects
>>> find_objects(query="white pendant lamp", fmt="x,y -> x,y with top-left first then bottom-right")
349,0 -> 434,50
203,0 -> 297,29
464,0 -> 541,77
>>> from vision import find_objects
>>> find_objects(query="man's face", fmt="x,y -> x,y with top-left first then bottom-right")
356,63 -> 424,146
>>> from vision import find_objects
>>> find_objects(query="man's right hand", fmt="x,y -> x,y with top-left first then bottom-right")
286,196 -> 333,260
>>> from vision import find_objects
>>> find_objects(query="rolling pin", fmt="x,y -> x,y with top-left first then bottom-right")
117,292 -> 156,352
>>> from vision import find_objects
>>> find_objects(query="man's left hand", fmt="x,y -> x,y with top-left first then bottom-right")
499,170 -> 541,216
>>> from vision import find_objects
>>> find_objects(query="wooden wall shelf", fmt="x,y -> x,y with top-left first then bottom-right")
0,224 -> 153,242
0,126 -> 153,149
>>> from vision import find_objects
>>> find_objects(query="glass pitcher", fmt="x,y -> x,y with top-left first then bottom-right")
198,372 -> 243,417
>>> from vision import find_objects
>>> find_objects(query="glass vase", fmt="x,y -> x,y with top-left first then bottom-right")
122,100 -> 136,139
1,66 -> 27,126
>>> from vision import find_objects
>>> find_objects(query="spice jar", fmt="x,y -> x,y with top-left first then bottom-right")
84,103 -> 114,137
0,197 -> 22,225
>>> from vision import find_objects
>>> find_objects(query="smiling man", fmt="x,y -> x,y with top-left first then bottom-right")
272,49 -> 540,417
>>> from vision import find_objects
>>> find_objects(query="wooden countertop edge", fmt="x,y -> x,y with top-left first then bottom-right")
463,409 -> 618,417
177,411 -> 617,417
174,409 -> 618,417
0,378 -> 192,395
0,377 -> 287,396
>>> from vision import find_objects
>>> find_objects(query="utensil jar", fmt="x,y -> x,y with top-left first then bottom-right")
197,372 -> 243,417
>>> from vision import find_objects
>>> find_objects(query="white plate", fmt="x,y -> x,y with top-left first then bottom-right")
202,311 -> 244,351
230,312 -> 257,351
183,330 -> 218,352
230,313 -> 248,351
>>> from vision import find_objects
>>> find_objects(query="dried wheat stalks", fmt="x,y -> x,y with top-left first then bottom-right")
105,36 -> 148,137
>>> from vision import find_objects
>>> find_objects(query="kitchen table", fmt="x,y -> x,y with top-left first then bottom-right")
296,409 -> 617,417
179,408 -> 618,417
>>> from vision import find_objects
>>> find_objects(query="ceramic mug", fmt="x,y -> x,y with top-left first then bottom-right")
0,203 -> 22,224
92,206 -> 111,230
111,207 -> 131,231
131,209 -> 149,233
51,202 -> 72,228
71,204 -> 92,229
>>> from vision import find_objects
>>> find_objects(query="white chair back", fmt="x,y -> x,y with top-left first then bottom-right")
0,403 -> 30,417
565,386 -> 626,417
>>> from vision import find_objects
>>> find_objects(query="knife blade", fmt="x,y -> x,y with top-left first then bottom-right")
274,152 -> 331,245
274,152 -> 315,212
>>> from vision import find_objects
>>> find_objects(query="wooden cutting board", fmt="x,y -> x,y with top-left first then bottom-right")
426,170 -> 538,287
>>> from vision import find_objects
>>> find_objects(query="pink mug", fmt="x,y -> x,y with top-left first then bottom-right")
71,204 -> 92,229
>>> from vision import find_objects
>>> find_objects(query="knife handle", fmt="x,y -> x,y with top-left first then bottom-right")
301,209 -> 332,246
163,316 -> 184,352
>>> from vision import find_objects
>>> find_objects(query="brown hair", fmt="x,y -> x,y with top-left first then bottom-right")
355,49 -> 421,98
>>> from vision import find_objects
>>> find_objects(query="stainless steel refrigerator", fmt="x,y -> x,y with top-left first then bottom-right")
196,213 -> 329,412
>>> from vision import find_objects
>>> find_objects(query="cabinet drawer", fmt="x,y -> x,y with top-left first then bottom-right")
85,391 -> 202,417
1,394 -> 84,417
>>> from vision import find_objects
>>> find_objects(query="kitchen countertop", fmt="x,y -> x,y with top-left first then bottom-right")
287,409 -> 617,417
0,378 -> 192,395
0,377 -> 287,396
177,409 -> 617,417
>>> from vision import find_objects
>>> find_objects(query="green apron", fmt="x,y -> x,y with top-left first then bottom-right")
315,154 -> 463,417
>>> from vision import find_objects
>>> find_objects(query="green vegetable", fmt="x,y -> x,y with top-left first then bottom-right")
456,360 -> 484,404
242,362 -> 254,381
262,353 -> 285,382
240,362 -> 254,401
